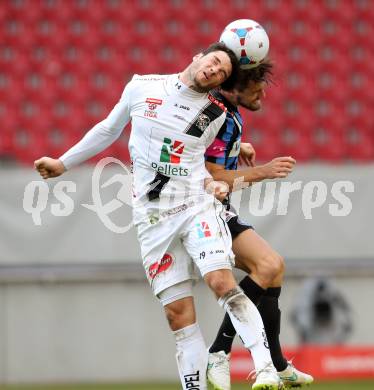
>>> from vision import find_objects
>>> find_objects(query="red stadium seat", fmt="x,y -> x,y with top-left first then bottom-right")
55,73 -> 91,104
350,46 -> 374,76
313,126 -> 346,162
129,0 -> 166,25
318,45 -> 350,77
315,100 -> 347,130
1,18 -> 33,49
126,46 -> 159,75
248,107 -> 283,162
346,126 -> 374,161
319,17 -> 353,48
157,47 -> 191,74
264,22 -> 288,52
292,0 -> 325,23
0,45 -> 29,76
316,72 -> 348,104
288,20 -> 322,48
159,20 -> 198,49
88,72 -> 124,105
93,46 -> 130,76
44,126 -> 83,160
280,125 -> 313,162
0,105 -> 19,160
229,0 -> 265,21
60,46 -> 95,76
65,19 -> 101,50
31,19 -> 67,52
0,73 -> 24,104
284,72 -> 317,103
351,18 -> 374,47
349,72 -> 374,104
287,46 -> 318,75
262,0 -> 294,26
250,127 -> 282,162
165,0 -> 201,23
23,73 -> 57,104
323,0 -> 352,23
7,122 -> 48,165
97,19 -> 134,50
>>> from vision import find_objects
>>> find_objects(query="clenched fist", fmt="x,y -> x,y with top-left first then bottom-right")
205,178 -> 230,201
259,156 -> 296,179
34,157 -> 66,179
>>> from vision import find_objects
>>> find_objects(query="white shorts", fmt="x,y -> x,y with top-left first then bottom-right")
136,200 -> 234,298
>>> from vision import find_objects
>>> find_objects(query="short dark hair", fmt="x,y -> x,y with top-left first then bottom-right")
201,42 -> 240,91
224,58 -> 274,92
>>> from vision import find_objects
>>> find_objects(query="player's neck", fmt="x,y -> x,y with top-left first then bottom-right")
179,69 -> 206,93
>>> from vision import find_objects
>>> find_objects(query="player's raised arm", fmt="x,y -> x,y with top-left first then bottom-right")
34,80 -> 133,179
205,156 -> 296,191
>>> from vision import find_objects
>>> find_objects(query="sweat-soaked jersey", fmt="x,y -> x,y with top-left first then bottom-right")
59,74 -> 227,224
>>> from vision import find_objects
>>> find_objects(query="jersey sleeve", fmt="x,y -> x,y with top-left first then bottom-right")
59,79 -> 134,170
204,119 -> 228,166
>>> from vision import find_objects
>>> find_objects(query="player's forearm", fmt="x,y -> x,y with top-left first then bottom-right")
209,166 -> 266,191
59,122 -> 123,170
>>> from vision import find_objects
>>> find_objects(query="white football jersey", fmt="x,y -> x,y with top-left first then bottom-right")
60,74 -> 227,223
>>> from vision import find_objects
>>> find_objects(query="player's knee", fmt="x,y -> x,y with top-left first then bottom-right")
164,301 -> 194,331
256,253 -> 284,286
204,270 -> 236,298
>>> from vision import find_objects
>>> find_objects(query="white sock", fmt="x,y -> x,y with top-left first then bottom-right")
218,286 -> 273,372
174,323 -> 208,390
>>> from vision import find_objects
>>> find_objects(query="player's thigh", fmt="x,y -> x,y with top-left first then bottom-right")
144,233 -> 196,298
183,201 -> 234,277
233,228 -> 281,273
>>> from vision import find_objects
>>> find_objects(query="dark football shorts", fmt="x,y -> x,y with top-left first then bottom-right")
223,199 -> 254,240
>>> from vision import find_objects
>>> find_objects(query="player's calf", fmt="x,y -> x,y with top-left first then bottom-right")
161,292 -> 208,390
174,323 -> 208,390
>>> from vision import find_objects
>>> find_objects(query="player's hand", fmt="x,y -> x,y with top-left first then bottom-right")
205,179 -> 229,201
259,156 -> 296,179
34,157 -> 66,179
239,142 -> 256,167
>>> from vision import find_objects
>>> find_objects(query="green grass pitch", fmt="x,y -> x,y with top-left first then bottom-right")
1,382 -> 374,390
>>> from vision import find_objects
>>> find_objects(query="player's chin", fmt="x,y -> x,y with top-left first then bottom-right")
246,102 -> 262,111
195,79 -> 211,92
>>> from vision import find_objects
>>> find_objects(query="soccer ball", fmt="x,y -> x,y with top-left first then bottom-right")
220,19 -> 269,69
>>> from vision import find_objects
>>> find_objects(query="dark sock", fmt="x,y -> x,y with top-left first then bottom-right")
258,287 -> 288,371
209,276 -> 266,354
239,276 -> 266,306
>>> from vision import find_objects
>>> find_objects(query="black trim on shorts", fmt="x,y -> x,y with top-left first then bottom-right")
227,216 -> 254,240
224,200 -> 254,239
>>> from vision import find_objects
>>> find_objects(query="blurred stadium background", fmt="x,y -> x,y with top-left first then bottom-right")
0,0 -> 373,388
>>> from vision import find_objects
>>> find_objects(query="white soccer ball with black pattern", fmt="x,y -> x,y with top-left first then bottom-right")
220,19 -> 269,69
